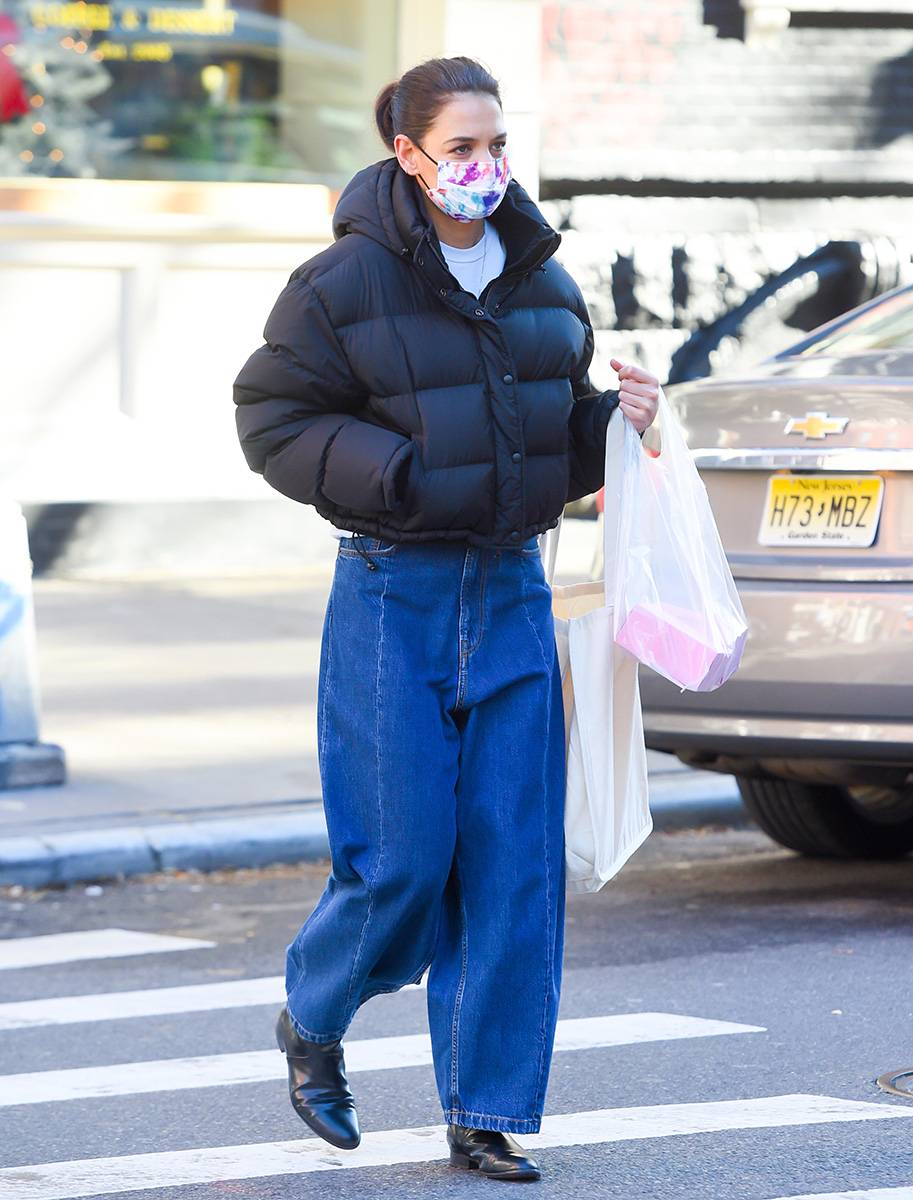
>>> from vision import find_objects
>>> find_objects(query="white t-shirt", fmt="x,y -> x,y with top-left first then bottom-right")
330,219 -> 507,541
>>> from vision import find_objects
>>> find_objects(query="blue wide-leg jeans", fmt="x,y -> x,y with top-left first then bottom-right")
284,531 -> 567,1135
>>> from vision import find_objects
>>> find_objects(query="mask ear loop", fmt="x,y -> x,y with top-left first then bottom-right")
413,141 -> 438,198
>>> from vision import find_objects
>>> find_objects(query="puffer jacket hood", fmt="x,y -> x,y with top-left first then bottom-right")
331,155 -> 562,282
233,155 -> 620,547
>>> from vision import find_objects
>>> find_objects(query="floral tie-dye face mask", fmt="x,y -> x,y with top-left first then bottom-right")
414,142 -> 511,223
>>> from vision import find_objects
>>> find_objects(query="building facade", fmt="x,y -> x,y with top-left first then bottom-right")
5,0 -> 913,572
537,0 -> 913,391
1,0 -> 542,571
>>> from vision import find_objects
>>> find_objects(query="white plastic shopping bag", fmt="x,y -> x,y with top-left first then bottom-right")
612,386 -> 748,692
539,410 -> 652,894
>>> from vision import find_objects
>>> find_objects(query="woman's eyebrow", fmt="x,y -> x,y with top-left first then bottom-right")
443,132 -> 508,145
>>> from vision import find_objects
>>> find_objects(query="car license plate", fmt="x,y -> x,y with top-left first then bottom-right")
757,474 -> 884,547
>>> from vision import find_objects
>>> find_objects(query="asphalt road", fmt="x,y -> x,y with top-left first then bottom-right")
1,825 -> 912,1199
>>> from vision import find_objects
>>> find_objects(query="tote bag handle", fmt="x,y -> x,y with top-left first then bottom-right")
540,511 -> 563,586
539,403 -> 629,589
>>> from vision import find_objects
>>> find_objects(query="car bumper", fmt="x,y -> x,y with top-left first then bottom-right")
644,711 -> 913,760
639,576 -> 913,762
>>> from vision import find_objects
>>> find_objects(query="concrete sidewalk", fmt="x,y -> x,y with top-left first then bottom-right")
1,523 -> 747,886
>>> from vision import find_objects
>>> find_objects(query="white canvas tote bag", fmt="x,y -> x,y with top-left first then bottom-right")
539,409 -> 652,894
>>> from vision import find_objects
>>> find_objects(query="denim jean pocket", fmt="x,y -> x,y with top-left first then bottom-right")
519,536 -> 542,554
337,534 -> 400,557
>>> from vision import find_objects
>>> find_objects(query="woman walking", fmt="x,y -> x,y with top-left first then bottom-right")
233,55 -> 658,1183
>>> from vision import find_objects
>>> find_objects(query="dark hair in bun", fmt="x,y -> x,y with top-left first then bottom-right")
374,56 -> 502,154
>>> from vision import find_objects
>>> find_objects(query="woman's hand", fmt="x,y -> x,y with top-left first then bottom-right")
609,358 -> 659,434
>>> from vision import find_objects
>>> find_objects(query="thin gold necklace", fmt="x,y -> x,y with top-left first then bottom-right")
477,222 -> 488,298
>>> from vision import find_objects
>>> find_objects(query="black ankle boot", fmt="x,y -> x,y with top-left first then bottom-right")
274,1005 -> 361,1149
447,1123 -> 541,1181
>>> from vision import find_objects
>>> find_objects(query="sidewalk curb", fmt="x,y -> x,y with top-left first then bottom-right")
0,810 -> 331,888
0,781 -> 749,888
648,774 -> 750,830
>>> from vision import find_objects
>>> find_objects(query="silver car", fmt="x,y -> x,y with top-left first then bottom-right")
639,280 -> 913,859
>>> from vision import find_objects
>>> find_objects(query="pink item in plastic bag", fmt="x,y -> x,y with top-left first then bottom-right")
615,599 -> 748,693
611,385 -> 749,692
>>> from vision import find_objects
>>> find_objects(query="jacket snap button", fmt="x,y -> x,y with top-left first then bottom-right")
503,373 -> 513,384
512,451 -> 521,462
510,530 -> 520,539
474,307 -> 484,316
439,287 -> 447,296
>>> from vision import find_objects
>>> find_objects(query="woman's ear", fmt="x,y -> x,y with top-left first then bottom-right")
393,134 -> 418,176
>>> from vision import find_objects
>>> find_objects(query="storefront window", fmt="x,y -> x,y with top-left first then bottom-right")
0,0 -> 396,183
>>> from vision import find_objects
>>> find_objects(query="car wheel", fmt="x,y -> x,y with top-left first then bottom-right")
736,776 -> 913,859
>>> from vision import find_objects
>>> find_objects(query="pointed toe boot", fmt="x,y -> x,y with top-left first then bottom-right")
447,1123 -> 541,1181
274,1005 -> 361,1149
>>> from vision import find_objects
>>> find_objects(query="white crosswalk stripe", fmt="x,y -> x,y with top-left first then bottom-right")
1,927 -> 905,1199
0,1095 -> 909,1199
0,976 -> 287,1031
0,973 -> 427,1031
765,1190 -> 913,1200
0,929 -> 215,971
0,1012 -> 765,1107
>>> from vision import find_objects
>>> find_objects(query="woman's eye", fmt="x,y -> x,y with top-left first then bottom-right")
455,141 -> 507,155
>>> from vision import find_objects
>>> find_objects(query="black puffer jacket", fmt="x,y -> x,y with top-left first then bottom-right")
233,155 -> 620,547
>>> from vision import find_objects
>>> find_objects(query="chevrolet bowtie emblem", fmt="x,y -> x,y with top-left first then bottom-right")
783,411 -> 849,439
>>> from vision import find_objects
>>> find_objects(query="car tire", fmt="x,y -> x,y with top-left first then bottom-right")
736,776 -> 913,859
